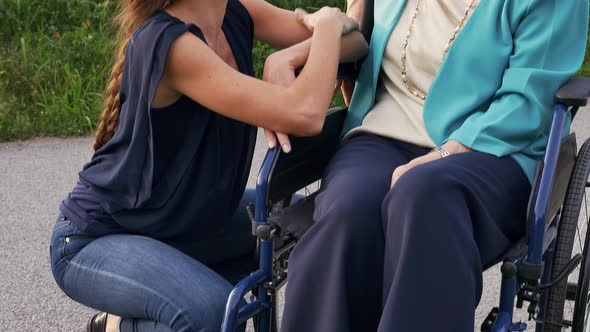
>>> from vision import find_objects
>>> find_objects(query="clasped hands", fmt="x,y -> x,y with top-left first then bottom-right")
263,6 -> 357,153
262,7 -> 472,188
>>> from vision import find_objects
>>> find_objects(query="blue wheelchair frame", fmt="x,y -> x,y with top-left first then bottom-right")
221,147 -> 280,332
492,103 -> 572,332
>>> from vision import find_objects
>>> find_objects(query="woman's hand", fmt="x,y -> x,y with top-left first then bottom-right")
390,140 -> 472,189
262,51 -> 299,153
295,7 -> 359,35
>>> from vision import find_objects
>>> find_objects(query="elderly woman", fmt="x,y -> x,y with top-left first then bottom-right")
276,0 -> 589,331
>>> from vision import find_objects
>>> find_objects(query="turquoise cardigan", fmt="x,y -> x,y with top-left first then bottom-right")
342,0 -> 589,184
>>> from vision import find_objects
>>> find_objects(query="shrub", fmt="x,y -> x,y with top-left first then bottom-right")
0,0 -> 116,140
0,0 -> 588,141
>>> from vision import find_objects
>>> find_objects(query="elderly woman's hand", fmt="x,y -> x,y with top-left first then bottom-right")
390,140 -> 472,189
295,7 -> 359,35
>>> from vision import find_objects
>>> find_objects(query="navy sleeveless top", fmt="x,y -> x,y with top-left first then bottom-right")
60,0 -> 256,245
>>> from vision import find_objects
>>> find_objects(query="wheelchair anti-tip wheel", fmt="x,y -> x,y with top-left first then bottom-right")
544,137 -> 590,331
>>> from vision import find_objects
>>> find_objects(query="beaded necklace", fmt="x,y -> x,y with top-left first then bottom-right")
401,0 -> 477,100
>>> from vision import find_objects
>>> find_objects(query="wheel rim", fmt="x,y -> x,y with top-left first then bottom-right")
564,182 -> 590,331
542,138 -> 590,332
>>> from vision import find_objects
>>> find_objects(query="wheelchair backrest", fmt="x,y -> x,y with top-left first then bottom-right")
265,108 -> 347,205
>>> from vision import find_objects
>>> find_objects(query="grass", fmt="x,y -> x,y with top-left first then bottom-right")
0,0 -> 588,141
0,0 -> 346,141
0,0 -> 115,140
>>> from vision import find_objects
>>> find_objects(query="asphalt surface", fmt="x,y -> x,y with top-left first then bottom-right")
1,108 -> 590,331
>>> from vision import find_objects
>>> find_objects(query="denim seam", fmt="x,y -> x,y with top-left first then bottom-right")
52,256 -> 69,290
64,260 -> 192,329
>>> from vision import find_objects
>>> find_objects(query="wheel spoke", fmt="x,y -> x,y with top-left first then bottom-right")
577,225 -> 584,253
578,192 -> 588,253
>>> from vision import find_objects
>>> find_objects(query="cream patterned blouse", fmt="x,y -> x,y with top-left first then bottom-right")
346,0 -> 480,147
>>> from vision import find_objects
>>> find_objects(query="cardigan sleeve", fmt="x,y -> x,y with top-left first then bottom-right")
446,0 -> 588,157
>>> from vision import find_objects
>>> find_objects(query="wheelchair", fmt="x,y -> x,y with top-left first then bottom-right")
221,1 -> 590,330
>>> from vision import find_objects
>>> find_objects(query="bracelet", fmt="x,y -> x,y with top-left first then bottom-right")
433,147 -> 450,158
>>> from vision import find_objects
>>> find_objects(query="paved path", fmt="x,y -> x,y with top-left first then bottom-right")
2,108 -> 590,331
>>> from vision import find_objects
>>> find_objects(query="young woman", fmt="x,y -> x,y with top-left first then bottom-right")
279,0 -> 589,331
48,0 -> 367,331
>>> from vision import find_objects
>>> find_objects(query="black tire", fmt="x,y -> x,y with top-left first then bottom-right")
572,223 -> 590,332
544,138 -> 590,331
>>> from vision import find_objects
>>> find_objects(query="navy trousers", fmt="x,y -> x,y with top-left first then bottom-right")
281,134 -> 531,332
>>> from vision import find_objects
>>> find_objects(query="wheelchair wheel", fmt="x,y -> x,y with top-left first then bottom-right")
544,137 -> 590,331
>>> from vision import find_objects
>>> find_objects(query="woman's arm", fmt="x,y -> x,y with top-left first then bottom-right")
390,0 -> 589,188
446,0 -> 588,156
164,16 -> 343,136
346,0 -> 364,23
240,0 -> 311,49
265,31 -> 367,73
240,0 -> 367,62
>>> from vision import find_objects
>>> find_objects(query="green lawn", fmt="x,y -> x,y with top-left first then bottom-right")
0,0 -> 588,141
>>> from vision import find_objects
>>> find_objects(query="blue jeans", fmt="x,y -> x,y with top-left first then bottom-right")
50,190 -> 257,332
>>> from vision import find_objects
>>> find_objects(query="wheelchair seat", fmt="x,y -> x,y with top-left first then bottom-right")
267,124 -> 579,265
268,192 -> 317,242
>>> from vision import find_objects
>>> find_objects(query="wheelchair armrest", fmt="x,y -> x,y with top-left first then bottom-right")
296,63 -> 359,80
337,62 -> 357,80
555,77 -> 590,107
264,108 -> 347,205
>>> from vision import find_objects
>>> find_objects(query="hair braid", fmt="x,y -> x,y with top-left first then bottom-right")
93,0 -> 173,151
93,44 -> 126,150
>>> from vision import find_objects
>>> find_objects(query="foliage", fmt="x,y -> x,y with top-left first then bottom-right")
0,0 -> 116,140
0,0 -> 588,141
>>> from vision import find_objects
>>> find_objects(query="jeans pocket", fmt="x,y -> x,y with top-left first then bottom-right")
62,233 -> 94,264
55,215 -> 94,263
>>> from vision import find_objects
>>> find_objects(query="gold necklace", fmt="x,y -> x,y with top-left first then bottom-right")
401,0 -> 477,100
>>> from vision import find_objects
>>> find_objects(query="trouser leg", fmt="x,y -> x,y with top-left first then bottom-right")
281,135 -> 427,332
379,152 -> 530,332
